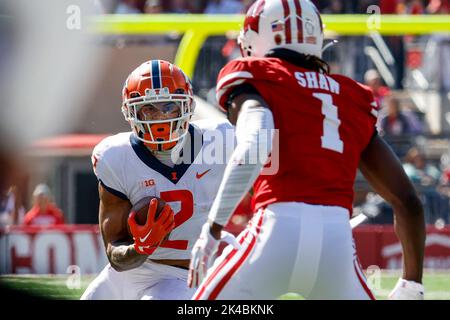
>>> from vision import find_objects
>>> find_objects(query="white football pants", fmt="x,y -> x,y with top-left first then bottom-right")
193,202 -> 375,300
81,260 -> 195,300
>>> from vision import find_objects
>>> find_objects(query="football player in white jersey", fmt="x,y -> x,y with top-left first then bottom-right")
81,60 -> 238,300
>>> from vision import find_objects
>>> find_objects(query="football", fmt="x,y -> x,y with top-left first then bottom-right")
132,196 -> 167,225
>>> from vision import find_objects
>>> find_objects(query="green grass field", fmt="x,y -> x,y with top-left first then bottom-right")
1,270 -> 449,300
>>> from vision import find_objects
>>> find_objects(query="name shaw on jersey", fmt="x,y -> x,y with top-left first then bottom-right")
295,71 -> 340,94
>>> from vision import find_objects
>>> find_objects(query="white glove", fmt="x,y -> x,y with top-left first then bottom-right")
388,278 -> 424,300
188,222 -> 241,288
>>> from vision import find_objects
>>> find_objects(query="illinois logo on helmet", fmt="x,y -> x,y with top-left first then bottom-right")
121,60 -> 195,152
238,0 -> 324,59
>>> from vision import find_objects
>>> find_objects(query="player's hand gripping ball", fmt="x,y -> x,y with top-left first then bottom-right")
128,196 -> 175,255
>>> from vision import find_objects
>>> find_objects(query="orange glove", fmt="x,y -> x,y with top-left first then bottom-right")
128,198 -> 175,255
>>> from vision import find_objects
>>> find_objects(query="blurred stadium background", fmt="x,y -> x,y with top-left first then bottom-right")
1,0 -> 450,299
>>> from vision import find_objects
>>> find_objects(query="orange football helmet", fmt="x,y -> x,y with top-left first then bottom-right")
122,60 -> 195,152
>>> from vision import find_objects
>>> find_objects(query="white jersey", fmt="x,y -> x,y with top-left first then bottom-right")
92,119 -> 234,260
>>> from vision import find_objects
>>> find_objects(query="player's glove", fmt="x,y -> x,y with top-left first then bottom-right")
188,222 -> 241,288
128,198 -> 175,255
388,278 -> 424,300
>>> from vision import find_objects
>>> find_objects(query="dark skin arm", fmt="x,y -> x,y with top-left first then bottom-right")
226,92 -> 263,126
359,134 -> 425,283
98,183 -> 148,272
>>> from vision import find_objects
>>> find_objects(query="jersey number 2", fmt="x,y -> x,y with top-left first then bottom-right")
159,189 -> 194,250
313,93 -> 344,153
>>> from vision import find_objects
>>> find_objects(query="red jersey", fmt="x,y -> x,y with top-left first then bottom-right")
216,57 -> 379,214
23,203 -> 65,226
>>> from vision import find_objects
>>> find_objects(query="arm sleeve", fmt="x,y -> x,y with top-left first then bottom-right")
208,103 -> 275,226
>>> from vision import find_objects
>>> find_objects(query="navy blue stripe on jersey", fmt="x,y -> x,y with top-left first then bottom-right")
151,60 -> 161,89
130,125 -> 203,184
99,179 -> 128,200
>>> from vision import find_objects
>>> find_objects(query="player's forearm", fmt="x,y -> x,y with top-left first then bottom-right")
359,135 -> 425,282
392,196 -> 425,283
107,242 -> 147,272
208,144 -> 261,226
208,102 -> 274,227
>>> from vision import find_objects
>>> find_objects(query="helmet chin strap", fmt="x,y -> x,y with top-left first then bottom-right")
322,39 -> 339,53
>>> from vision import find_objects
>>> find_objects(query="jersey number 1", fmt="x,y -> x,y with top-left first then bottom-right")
313,93 -> 344,153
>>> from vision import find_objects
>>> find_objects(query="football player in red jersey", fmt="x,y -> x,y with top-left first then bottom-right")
188,0 -> 425,300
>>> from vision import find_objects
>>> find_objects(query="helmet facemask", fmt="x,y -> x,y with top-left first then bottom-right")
122,87 -> 195,152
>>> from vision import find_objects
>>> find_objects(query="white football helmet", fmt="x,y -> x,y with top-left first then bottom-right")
238,0 -> 324,59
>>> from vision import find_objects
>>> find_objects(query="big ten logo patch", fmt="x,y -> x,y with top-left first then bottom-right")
140,179 -> 156,188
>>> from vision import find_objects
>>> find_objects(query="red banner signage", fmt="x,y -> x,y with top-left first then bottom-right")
354,226 -> 450,269
1,225 -> 449,274
0,225 -> 107,275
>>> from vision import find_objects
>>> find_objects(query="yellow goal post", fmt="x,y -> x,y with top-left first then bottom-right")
92,14 -> 450,78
